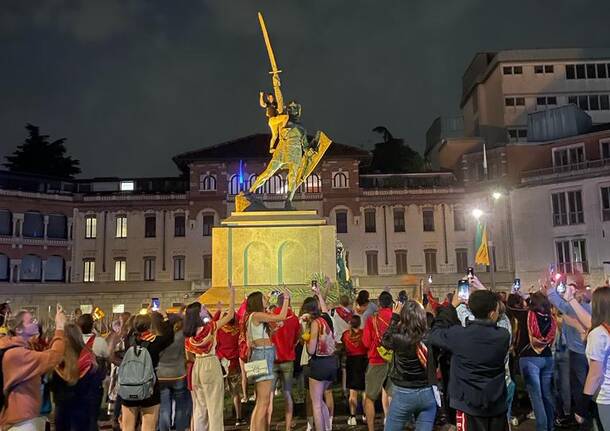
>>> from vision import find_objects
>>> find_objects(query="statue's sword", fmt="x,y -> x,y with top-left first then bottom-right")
258,12 -> 284,114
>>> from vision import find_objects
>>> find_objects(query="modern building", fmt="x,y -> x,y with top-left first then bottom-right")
0,134 -> 513,317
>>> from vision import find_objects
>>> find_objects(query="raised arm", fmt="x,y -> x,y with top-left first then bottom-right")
216,282 -> 236,328
565,285 -> 592,329
254,290 -> 290,323
381,302 -> 414,351
312,284 -> 328,314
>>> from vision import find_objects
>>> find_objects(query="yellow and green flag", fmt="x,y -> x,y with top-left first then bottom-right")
475,222 -> 490,266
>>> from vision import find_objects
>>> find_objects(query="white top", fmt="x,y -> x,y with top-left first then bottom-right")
247,316 -> 269,342
83,334 -> 110,359
586,325 -> 610,404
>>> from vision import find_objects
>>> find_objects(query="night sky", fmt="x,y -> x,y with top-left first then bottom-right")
2,1 -> 610,178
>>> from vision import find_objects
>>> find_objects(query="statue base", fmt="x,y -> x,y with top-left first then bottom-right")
199,210 -> 336,305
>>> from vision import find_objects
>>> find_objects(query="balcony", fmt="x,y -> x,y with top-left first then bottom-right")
521,158 -> 610,185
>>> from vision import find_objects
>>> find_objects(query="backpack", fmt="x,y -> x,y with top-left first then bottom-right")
117,342 -> 156,401
0,346 -> 17,411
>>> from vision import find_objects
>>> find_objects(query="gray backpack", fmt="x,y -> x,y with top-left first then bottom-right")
117,342 -> 156,401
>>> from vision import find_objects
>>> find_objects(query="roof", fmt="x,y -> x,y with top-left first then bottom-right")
461,48 -> 610,107
173,133 -> 370,171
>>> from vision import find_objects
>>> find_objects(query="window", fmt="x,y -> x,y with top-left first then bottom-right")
144,257 -> 155,281
503,66 -> 513,75
395,250 -> 408,275
455,249 -> 468,274
335,210 -> 348,234
576,64 -> 585,79
115,215 -> 127,238
267,175 -> 284,194
203,254 -> 212,280
47,214 -> 67,239
536,96 -> 557,108
534,64 -> 554,74
364,209 -> 376,233
145,215 -> 156,238
0,254 -> 8,281
366,251 -> 378,276
601,187 -> 610,221
174,214 -> 185,237
602,95 -> 610,110
305,174 -> 321,193
545,65 -> 554,73
393,208 -> 405,232
424,249 -> 437,274
568,95 -> 577,105
553,145 -> 585,168
228,175 -> 241,195
0,210 -> 12,236
513,66 -> 522,74
23,212 -> 43,238
83,259 -> 95,283
602,140 -> 610,159
516,97 -> 525,106
120,181 -> 134,192
21,255 -> 42,281
332,172 -> 349,189
552,190 -> 583,225
598,63 -> 608,79
505,97 -> 515,106
534,65 -> 543,74
453,207 -> 465,231
173,256 -> 185,280
45,256 -> 65,281
422,208 -> 435,232
114,259 -> 126,281
556,239 -> 588,273
587,64 -> 597,79
199,174 -> 217,191
578,95 -> 589,110
508,128 -> 527,142
85,215 -> 96,239
202,214 -> 214,237
567,190 -> 584,224
590,95 -> 600,111
566,64 -> 575,79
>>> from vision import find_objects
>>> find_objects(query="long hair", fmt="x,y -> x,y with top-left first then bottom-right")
528,292 -> 551,315
133,314 -> 152,334
591,286 -> 610,329
60,323 -> 86,385
183,302 -> 203,338
300,296 -> 321,319
246,291 -> 265,313
150,311 -> 164,336
397,300 -> 427,346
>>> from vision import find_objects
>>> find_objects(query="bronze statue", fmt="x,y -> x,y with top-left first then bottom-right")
236,13 -> 332,212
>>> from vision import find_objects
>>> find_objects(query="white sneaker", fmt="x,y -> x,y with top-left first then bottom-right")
510,416 -> 519,427
347,416 -> 357,426
361,415 -> 366,423
306,421 -> 314,431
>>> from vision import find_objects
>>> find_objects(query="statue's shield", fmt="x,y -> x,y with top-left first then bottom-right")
295,131 -> 332,189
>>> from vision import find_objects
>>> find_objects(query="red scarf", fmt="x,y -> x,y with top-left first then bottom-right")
138,330 -> 157,343
185,322 -> 217,355
334,307 -> 353,323
77,349 -> 96,378
527,311 -> 557,354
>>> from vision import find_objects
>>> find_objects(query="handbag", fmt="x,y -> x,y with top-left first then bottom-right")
244,358 -> 269,379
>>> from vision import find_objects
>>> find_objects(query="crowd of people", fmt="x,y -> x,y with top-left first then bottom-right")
0,273 -> 608,431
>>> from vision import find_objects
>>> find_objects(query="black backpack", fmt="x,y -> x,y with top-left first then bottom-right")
0,346 -> 18,411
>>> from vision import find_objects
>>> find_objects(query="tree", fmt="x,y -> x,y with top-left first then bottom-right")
368,126 -> 424,173
4,124 -> 80,178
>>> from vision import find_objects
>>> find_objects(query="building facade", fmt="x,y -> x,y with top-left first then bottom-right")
0,134 -> 514,316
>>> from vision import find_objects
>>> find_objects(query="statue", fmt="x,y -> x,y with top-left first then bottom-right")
336,239 -> 354,296
235,13 -> 332,212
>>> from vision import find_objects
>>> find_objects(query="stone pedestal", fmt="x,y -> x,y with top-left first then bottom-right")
199,210 -> 336,305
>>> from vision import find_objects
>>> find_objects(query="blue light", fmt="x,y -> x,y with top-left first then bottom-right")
238,160 -> 244,191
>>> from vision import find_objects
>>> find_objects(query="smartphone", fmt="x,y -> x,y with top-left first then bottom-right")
151,297 -> 160,311
457,279 -> 470,301
513,278 -> 521,291
269,290 -> 281,306
556,282 -> 566,295
467,267 -> 475,279
311,280 -> 318,291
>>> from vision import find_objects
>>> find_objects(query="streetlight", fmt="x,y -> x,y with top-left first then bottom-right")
492,191 -> 503,200
472,208 -> 483,220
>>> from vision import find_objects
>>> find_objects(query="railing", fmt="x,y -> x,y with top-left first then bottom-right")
521,158 -> 610,185
360,173 -> 458,189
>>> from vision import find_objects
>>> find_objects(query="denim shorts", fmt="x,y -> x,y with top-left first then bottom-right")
250,346 -> 275,383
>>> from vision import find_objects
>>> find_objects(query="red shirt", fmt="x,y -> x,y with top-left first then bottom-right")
216,322 -> 240,371
341,328 -> 367,357
271,307 -> 301,363
362,307 -> 393,365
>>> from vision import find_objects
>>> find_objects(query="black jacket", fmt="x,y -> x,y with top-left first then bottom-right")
381,313 -> 436,389
427,305 -> 509,417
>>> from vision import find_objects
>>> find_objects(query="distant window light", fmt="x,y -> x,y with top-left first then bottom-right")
120,181 -> 134,192
199,174 -> 217,192
332,172 -> 349,189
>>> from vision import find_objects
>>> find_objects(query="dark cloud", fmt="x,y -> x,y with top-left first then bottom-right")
1,0 -> 610,177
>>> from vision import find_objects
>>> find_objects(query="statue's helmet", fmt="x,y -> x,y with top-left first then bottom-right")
287,101 -> 302,119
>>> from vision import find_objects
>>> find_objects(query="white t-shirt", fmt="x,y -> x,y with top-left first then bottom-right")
83,334 -> 110,359
585,325 -> 610,404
